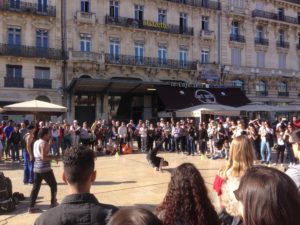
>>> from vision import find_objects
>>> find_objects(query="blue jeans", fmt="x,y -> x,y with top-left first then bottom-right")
260,138 -> 271,162
23,149 -> 34,184
52,137 -> 58,155
187,138 -> 195,155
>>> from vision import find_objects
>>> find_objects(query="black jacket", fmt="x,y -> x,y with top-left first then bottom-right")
34,193 -> 118,225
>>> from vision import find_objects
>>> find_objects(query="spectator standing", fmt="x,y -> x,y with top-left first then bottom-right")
4,120 -> 14,158
117,122 -> 128,154
139,123 -> 148,152
10,125 -> 21,162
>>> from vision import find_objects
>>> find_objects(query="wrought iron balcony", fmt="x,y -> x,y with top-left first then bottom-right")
0,44 -> 63,60
75,11 -> 97,24
33,78 -> 52,89
105,15 -> 194,36
276,41 -> 290,49
69,51 -> 102,62
256,91 -> 268,96
252,9 -> 299,25
230,34 -> 245,43
255,38 -> 269,46
4,77 -> 24,88
278,92 -> 289,97
0,0 -> 56,17
163,0 -> 220,10
105,54 -> 197,70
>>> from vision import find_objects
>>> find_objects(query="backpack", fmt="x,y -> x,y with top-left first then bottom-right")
0,172 -> 15,213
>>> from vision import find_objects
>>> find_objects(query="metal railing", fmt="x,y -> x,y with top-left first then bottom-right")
105,15 -> 194,36
0,44 -> 63,60
163,0 -> 221,10
255,38 -> 269,46
276,41 -> 290,48
256,91 -> 268,96
252,9 -> 299,25
0,0 -> 56,17
297,44 -> 300,50
230,34 -> 245,43
105,54 -> 197,70
33,78 -> 52,89
278,92 -> 289,97
4,77 -> 24,88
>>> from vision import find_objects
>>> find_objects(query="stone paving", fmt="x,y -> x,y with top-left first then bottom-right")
0,152 -> 225,225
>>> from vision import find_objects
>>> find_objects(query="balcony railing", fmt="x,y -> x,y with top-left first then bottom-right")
278,92 -> 289,97
33,78 -> 52,89
200,29 -> 214,38
230,34 -> 245,43
105,16 -> 194,36
4,77 -> 24,88
69,51 -> 102,62
0,0 -> 56,17
255,38 -> 269,46
105,54 -> 197,70
256,91 -> 268,96
0,44 -> 63,60
284,0 -> 300,5
75,11 -> 97,24
297,44 -> 300,50
252,9 -> 299,25
163,0 -> 220,10
276,41 -> 290,49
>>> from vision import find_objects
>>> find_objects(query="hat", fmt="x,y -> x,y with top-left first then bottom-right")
291,130 -> 300,143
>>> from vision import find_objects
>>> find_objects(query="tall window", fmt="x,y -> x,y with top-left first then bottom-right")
36,29 -> 48,48
256,2 -> 264,10
201,50 -> 209,64
80,34 -> 91,52
231,21 -> 239,36
179,13 -> 188,33
278,53 -> 286,69
109,0 -> 119,17
134,43 -> 144,64
179,49 -> 188,67
38,0 -> 48,13
7,65 -> 22,78
279,30 -> 285,43
256,80 -> 267,93
35,67 -> 50,79
256,26 -> 263,40
81,0 -> 90,13
256,51 -> 265,68
8,27 -> 21,46
134,5 -> 144,21
158,46 -> 167,65
278,8 -> 284,20
9,0 -> 20,9
109,39 -> 120,62
231,48 -> 241,66
202,16 -> 209,31
232,79 -> 244,91
298,12 -> 300,24
158,9 -> 167,23
278,82 -> 287,93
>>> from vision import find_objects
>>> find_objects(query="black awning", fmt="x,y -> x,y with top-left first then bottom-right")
155,85 -> 250,110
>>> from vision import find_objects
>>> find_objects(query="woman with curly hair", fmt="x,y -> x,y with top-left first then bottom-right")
155,163 -> 220,225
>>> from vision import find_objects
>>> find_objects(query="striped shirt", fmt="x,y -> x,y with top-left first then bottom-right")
33,139 -> 51,173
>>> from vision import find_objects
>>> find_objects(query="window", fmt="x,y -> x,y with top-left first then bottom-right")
36,29 -> 48,48
179,13 -> 188,33
298,12 -> 300,24
109,0 -> 119,17
202,16 -> 209,31
279,30 -> 285,43
38,0 -> 48,13
256,2 -> 264,10
231,48 -> 241,66
109,39 -> 120,62
256,26 -> 263,40
179,49 -> 188,67
8,27 -> 21,45
81,0 -> 90,13
256,80 -> 267,92
202,0 -> 208,7
278,82 -> 287,93
80,34 -> 91,52
231,21 -> 239,36
278,8 -> 284,20
232,79 -> 244,90
298,57 -> 300,71
201,50 -> 209,64
9,0 -> 20,9
298,33 -> 300,46
158,9 -> 167,23
256,51 -> 265,68
134,43 -> 144,64
158,46 -> 167,65
134,5 -> 144,21
6,65 -> 22,78
278,53 -> 286,69
35,67 -> 50,79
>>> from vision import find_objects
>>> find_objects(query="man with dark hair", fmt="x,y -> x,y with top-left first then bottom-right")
28,127 -> 58,213
34,146 -> 118,225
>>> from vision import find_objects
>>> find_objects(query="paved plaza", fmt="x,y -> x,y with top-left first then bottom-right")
0,152 -> 225,225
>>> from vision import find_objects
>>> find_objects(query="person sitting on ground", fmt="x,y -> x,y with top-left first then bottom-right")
234,166 -> 300,225
34,146 -> 118,225
156,163 -> 220,225
147,139 -> 168,172
106,137 -> 117,155
107,207 -> 162,225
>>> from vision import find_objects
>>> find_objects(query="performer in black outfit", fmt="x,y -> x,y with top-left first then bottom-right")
147,138 -> 168,172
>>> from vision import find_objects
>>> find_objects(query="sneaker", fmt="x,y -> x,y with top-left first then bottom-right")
272,163 -> 277,166
280,163 -> 283,167
28,207 -> 42,214
50,202 -> 59,208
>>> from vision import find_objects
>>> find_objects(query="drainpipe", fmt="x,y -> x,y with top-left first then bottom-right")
61,0 -> 67,117
217,0 -> 221,66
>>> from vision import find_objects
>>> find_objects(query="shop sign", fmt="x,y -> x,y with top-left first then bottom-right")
194,89 -> 216,103
143,20 -> 168,29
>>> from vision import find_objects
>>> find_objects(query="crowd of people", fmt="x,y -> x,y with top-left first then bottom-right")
0,115 -> 300,225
